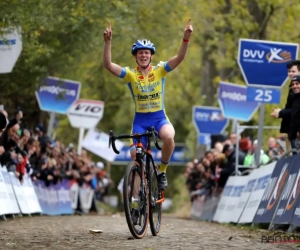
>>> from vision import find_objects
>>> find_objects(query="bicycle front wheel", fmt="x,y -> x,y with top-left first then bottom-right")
149,163 -> 162,236
123,162 -> 149,239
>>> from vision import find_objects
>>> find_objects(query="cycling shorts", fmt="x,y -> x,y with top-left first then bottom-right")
129,110 -> 171,150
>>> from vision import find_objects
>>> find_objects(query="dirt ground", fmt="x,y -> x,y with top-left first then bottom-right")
0,213 -> 298,250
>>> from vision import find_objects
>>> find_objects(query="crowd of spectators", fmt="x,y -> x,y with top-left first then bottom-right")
0,108 -> 112,203
0,108 -> 287,210
184,133 -> 284,202
184,61 -> 300,203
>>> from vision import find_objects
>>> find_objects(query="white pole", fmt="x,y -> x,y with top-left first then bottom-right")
77,127 -> 85,155
47,112 -> 56,138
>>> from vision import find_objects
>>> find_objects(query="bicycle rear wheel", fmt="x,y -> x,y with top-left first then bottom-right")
123,162 -> 149,239
149,163 -> 162,236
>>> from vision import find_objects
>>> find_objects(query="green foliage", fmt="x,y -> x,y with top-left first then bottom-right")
1,0 -> 300,156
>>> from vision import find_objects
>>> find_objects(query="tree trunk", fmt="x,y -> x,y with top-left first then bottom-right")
199,0 -> 274,105
200,34 -> 219,106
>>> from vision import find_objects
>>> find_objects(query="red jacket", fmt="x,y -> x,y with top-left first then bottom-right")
16,155 -> 27,176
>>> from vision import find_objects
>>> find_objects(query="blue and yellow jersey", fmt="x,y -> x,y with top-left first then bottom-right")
119,61 -> 173,113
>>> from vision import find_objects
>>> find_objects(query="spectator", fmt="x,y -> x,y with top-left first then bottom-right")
244,139 -> 270,167
229,133 -> 240,147
19,129 -> 31,150
0,107 -> 118,213
216,143 -> 245,187
0,111 -> 8,135
214,142 -> 223,153
184,161 -> 194,181
286,75 -> 300,151
271,60 -> 300,150
265,137 -> 279,158
95,170 -> 111,201
0,111 -> 8,158
214,152 -> 226,194
0,122 -> 21,169
239,137 -> 252,155
34,124 -> 45,141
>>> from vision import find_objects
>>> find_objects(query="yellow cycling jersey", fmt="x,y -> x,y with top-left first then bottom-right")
119,61 -> 173,113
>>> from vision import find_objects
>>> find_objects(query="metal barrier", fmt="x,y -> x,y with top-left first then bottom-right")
278,148 -> 300,158
231,166 -> 255,176
231,170 -> 242,176
255,148 -> 298,168
230,148 -> 300,179
240,169 -> 253,176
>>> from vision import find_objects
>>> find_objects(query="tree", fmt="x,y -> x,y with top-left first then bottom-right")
1,0 -> 300,154
0,0 -> 128,129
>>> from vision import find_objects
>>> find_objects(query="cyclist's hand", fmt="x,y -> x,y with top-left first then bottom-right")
183,19 -> 193,40
103,21 -> 112,43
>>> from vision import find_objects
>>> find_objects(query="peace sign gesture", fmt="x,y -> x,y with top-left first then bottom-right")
103,21 -> 112,43
183,19 -> 193,40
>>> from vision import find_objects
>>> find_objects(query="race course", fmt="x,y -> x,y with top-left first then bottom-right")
0,214 -> 297,250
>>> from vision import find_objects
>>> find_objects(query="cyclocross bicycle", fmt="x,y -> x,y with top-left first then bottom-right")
109,126 -> 165,239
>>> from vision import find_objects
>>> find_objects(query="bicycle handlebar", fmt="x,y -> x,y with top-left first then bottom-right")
108,126 -> 162,154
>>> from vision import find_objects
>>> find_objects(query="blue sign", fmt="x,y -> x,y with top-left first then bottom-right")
35,76 -> 81,114
113,145 -> 189,165
218,82 -> 260,121
198,134 -> 211,145
238,38 -> 299,88
246,86 -> 281,104
192,106 -> 229,134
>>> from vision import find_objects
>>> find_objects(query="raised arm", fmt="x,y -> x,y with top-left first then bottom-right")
103,21 -> 123,77
167,19 -> 193,70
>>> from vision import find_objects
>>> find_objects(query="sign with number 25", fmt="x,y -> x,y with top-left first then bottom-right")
246,86 -> 281,104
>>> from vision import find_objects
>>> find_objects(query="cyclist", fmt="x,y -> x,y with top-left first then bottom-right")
103,19 -> 193,190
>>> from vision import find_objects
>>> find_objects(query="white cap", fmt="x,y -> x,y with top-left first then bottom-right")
96,162 -> 104,169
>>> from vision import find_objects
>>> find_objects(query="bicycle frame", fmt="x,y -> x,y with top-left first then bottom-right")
109,126 -> 165,238
144,141 -> 165,204
109,126 -> 165,204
